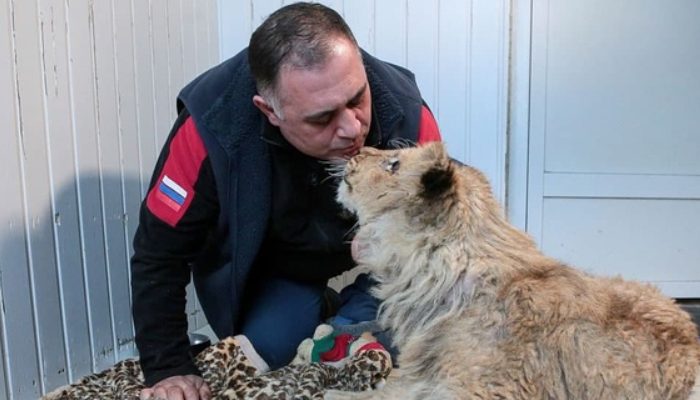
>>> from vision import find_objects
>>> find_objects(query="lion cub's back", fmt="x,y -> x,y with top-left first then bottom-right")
502,262 -> 700,398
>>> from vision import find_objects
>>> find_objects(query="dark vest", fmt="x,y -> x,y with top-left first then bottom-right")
176,48 -> 424,339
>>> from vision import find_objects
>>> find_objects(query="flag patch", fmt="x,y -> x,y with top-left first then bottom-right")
156,175 -> 188,211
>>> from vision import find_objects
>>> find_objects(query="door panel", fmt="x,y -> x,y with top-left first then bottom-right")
541,198 -> 700,296
528,0 -> 700,297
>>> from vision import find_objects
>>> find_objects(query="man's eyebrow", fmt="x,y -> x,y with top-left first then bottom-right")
304,84 -> 367,121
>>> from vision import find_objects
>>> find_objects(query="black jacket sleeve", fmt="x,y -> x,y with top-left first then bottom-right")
130,109 -> 219,386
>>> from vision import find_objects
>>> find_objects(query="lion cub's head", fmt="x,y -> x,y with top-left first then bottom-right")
337,141 -> 458,224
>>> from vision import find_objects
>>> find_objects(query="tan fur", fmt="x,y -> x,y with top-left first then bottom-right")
327,142 -> 700,400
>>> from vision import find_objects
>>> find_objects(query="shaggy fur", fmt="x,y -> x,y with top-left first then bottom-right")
327,142 -> 700,399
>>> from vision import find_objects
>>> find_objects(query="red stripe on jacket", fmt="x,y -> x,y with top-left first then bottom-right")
146,117 -> 207,227
417,105 -> 442,144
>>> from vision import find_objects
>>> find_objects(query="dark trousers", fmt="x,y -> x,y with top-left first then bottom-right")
238,274 -> 380,370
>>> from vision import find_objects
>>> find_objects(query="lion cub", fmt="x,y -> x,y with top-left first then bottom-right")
327,142 -> 700,399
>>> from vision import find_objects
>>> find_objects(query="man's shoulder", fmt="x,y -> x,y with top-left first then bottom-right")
361,49 -> 420,101
177,48 -> 257,125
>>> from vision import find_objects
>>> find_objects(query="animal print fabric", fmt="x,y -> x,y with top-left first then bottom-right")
43,336 -> 392,400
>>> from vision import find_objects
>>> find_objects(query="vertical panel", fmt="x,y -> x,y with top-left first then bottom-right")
66,0 -> 115,373
167,0 -> 184,98
150,0 -> 172,149
375,0 -> 407,66
208,0 -> 219,64
194,0 -> 209,74
543,0 -> 700,175
468,0 -> 509,204
114,0 -> 141,244
506,0 -> 533,229
180,0 -> 197,83
218,0 -> 250,60
312,0 -> 343,12
132,0 -> 158,190
437,0 -> 469,163
252,0 -> 283,28
406,0 -> 438,115
38,0 -> 92,383
0,5 -> 13,392
14,0 -> 69,393
343,0 -> 375,52
113,0 -> 142,356
90,0 -> 132,362
527,0 -> 551,242
0,0 -> 41,397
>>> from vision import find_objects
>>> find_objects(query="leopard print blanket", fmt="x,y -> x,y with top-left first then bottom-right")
43,336 -> 392,399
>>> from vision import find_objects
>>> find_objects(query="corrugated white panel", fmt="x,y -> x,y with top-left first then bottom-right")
39,0 -> 92,385
1,0 -> 42,397
0,0 -> 219,396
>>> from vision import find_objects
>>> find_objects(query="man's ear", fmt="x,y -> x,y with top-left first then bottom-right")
253,95 -> 282,127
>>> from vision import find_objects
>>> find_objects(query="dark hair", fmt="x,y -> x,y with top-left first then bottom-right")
248,2 -> 359,97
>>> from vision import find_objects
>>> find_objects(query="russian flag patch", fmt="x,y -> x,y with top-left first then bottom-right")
156,175 -> 188,211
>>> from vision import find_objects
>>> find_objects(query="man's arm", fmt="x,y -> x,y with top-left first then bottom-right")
131,109 -> 219,387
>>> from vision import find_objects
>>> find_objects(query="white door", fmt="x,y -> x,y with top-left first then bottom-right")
522,0 -> 700,298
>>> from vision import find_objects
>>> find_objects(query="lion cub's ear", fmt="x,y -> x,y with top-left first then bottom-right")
419,142 -> 455,200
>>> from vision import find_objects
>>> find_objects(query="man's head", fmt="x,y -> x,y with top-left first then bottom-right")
249,2 -> 372,160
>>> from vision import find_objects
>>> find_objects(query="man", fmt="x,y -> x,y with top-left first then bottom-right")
132,3 -> 441,399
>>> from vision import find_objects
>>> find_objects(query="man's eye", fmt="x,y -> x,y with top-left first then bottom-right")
384,157 -> 400,173
348,94 -> 364,108
309,116 -> 332,126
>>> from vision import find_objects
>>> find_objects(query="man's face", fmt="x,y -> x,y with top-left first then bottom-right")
254,38 -> 372,160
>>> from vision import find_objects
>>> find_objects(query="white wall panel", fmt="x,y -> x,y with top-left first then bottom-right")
406,0 -> 438,111
92,0 -> 134,363
39,0 -> 92,384
66,0 -> 115,374
133,0 -> 158,192
13,0 -> 68,392
1,0 -> 42,396
437,0 -> 469,163
342,0 -> 375,52
375,0 -> 407,67
0,0 -> 219,396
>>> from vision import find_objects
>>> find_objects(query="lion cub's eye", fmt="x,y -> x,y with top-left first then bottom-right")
383,157 -> 400,174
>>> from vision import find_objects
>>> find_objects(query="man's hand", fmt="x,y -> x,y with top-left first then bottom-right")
140,375 -> 211,400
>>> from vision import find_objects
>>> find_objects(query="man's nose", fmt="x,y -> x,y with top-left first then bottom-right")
335,108 -> 361,139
